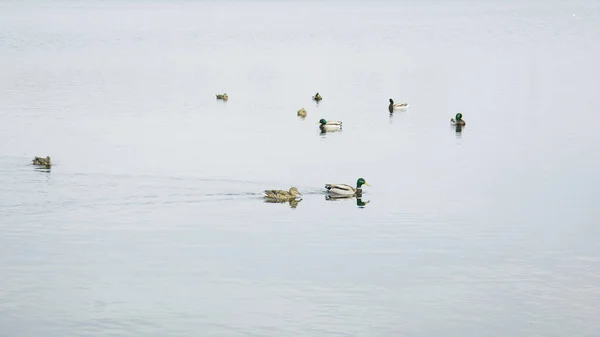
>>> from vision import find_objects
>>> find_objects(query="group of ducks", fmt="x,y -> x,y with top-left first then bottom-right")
263,178 -> 370,205
28,91 -> 465,211
302,94 -> 466,133
267,93 -> 370,204
214,92 -> 466,205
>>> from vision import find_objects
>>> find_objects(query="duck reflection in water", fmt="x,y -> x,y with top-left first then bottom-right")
325,194 -> 371,208
34,167 -> 52,173
264,198 -> 302,209
454,124 -> 463,135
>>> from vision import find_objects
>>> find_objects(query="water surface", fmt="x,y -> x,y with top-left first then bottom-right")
1,0 -> 600,336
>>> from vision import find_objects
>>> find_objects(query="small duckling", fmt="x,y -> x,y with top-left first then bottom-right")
450,113 -> 466,126
216,93 -> 228,100
263,187 -> 302,201
297,108 -> 307,117
313,92 -> 322,101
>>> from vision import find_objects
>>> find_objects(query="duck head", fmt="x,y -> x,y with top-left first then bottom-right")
356,178 -> 370,188
289,187 -> 302,197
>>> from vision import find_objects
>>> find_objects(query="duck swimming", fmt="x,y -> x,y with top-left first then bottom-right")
263,187 -> 302,201
313,92 -> 322,101
389,99 -> 408,111
297,108 -> 307,117
32,156 -> 52,168
318,119 -> 342,132
451,113 -> 466,126
325,178 -> 370,197
216,93 -> 228,100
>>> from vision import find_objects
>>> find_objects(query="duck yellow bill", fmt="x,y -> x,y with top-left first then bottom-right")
364,182 -> 370,186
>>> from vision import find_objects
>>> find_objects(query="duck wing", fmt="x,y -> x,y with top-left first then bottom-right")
263,190 -> 291,198
325,184 -> 355,195
321,124 -> 341,132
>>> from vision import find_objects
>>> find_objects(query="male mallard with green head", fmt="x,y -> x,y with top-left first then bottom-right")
263,187 -> 302,201
325,178 -> 370,197
318,119 -> 342,132
451,113 -> 466,126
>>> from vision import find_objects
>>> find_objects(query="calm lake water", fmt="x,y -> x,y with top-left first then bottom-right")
1,0 -> 599,336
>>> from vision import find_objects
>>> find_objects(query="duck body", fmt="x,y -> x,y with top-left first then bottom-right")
389,99 -> 408,111
325,184 -> 358,196
451,119 -> 466,126
325,178 -> 369,197
297,108 -> 307,117
318,119 -> 342,132
263,187 -> 302,201
216,93 -> 228,100
320,124 -> 342,132
32,156 -> 52,168
313,93 -> 322,101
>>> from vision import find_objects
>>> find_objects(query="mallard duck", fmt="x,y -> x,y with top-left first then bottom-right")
297,108 -> 307,117
216,93 -> 228,100
318,119 -> 342,132
389,99 -> 408,111
263,187 -> 302,201
450,113 -> 466,126
32,156 -> 52,168
325,178 -> 369,197
313,92 -> 322,101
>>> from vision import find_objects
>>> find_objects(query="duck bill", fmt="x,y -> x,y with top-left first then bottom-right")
364,182 -> 370,186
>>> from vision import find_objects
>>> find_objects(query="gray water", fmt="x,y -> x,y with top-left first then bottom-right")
1,0 -> 600,336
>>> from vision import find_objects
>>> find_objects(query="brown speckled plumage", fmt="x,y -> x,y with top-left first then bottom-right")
32,156 -> 52,168
263,187 -> 302,201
